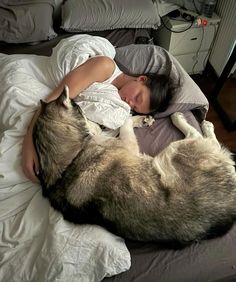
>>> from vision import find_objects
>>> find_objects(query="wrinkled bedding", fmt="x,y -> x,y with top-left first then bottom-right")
1,26 -> 236,282
0,34 -> 131,282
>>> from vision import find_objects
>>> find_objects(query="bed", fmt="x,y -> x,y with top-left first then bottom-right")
0,1 -> 236,282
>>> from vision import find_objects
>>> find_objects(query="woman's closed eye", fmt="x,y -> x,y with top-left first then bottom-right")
133,92 -> 139,103
135,93 -> 143,106
133,89 -> 150,114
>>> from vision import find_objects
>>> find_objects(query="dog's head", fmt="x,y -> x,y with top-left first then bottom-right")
35,85 -> 90,142
33,85 -> 90,186
40,85 -> 85,123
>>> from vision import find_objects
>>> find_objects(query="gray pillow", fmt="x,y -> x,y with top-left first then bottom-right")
115,44 -> 208,119
115,44 -> 209,155
61,0 -> 160,32
0,0 -> 57,44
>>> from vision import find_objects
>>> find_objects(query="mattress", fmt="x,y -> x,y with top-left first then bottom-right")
1,32 -> 236,282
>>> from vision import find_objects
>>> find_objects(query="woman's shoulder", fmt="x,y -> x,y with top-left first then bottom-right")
104,61 -> 122,84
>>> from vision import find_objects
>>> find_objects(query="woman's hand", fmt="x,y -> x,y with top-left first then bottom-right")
22,130 -> 40,183
21,106 -> 42,183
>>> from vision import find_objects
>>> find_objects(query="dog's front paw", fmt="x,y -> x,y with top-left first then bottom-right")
143,116 -> 155,127
201,120 -> 214,131
132,115 -> 155,128
201,120 -> 215,136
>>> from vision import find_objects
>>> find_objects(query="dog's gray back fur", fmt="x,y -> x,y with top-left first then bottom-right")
33,87 -> 236,245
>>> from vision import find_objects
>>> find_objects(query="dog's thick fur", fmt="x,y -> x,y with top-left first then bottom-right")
33,86 -> 236,245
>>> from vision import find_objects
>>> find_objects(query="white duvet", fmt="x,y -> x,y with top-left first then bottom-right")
0,35 -> 131,282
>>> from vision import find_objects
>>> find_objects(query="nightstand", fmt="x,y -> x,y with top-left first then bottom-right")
154,11 -> 221,74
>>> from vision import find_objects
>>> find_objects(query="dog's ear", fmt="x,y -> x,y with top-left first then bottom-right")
40,99 -> 47,111
57,85 -> 71,109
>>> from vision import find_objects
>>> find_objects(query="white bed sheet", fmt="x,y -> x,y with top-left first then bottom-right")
0,34 -> 131,282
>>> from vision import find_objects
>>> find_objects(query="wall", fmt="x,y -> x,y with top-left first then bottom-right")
209,0 -> 236,76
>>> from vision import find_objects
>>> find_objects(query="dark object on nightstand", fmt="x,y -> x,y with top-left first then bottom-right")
201,0 -> 217,18
135,36 -> 149,44
167,9 -> 181,18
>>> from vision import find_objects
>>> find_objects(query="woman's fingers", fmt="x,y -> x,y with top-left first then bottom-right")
23,159 -> 39,183
33,155 -> 40,183
22,135 -> 40,183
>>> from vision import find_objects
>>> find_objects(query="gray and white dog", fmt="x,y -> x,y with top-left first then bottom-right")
33,86 -> 236,245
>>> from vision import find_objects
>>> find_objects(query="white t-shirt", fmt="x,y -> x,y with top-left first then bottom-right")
74,63 -> 131,130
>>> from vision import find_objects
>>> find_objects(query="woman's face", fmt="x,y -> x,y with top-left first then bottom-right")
118,76 -> 151,114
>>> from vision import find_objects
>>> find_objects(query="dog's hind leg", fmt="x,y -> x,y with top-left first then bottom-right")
171,112 -> 203,139
119,117 -> 140,154
201,120 -> 220,147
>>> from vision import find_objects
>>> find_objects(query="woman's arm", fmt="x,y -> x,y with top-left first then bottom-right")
46,56 -> 116,102
22,56 -> 116,182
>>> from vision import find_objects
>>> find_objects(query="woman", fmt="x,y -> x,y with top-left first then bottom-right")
22,55 -> 173,182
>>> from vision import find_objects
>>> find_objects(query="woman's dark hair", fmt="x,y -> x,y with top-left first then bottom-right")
127,52 -> 182,115
145,72 -> 181,113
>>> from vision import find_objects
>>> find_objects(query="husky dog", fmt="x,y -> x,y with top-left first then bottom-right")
33,86 -> 236,245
